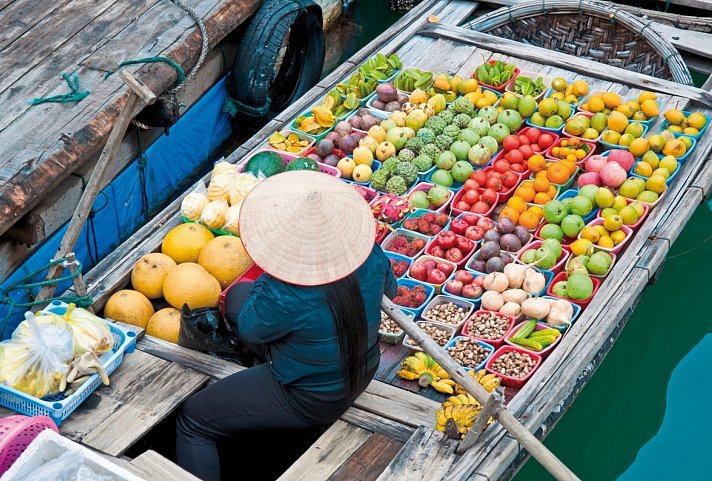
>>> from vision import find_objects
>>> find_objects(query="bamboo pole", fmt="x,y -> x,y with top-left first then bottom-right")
381,296 -> 581,481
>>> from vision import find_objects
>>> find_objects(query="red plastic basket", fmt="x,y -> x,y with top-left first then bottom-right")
219,264 -> 265,318
546,271 -> 601,308
424,234 -> 477,269
0,415 -> 58,476
517,240 -> 572,275
485,345 -> 542,389
462,310 -> 516,349
504,321 -> 562,358
451,188 -> 497,218
472,60 -> 520,93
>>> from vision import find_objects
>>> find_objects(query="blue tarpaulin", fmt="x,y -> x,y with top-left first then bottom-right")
0,77 -> 233,338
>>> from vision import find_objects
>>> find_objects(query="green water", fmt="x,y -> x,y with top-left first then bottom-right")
337,3 -> 712,480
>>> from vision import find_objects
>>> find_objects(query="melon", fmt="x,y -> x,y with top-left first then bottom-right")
161,223 -> 215,264
284,157 -> 320,172
243,151 -> 284,178
146,307 -> 181,343
104,289 -> 154,328
163,263 -> 222,310
198,236 -> 254,289
131,253 -> 176,299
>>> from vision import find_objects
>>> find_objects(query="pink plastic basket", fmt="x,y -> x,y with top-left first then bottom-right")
0,415 -> 58,475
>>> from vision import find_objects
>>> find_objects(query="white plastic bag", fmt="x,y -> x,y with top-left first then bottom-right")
180,183 -> 209,221
58,303 -> 113,355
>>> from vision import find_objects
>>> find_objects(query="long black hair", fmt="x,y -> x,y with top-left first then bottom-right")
323,272 -> 368,400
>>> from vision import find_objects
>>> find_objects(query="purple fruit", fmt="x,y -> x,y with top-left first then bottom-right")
502,253 -> 514,265
357,107 -> 371,117
339,135 -> 358,155
335,121 -> 352,137
361,115 -> 380,131
349,116 -> 363,130
485,257 -> 505,273
307,153 -> 322,163
384,101 -> 401,113
376,83 -> 397,103
471,258 -> 486,273
483,230 -> 501,244
479,241 -> 501,261
397,93 -> 409,104
325,132 -> 341,148
500,233 -> 522,252
322,154 -> 340,167
496,217 -> 515,234
513,225 -> 530,245
372,99 -> 387,110
314,139 -> 334,158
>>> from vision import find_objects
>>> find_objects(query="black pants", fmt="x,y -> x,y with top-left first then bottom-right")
175,282 -> 358,481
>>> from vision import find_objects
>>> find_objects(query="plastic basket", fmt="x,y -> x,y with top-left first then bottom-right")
485,345 -> 542,388
290,112 -> 335,141
561,113 -> 602,144
557,189 -> 597,223
464,250 -> 518,277
407,184 -> 454,213
352,184 -> 381,206
0,415 -> 58,476
384,251 -> 412,280
544,137 -> 596,166
630,160 -> 680,186
379,309 -> 410,344
424,234 -> 477,269
443,337 -> 495,371
504,321 -> 562,358
362,97 -> 395,118
402,209 -> 451,236
471,60 -> 520,93
524,112 -> 565,134
546,271 -> 601,308
504,71 -> 551,101
0,302 -> 137,426
598,125 -> 650,152
381,228 -> 430,259
395,278 -> 436,318
595,198 -> 649,232
262,129 -> 315,156
565,249 -> 617,280
461,310 -> 516,348
518,180 -> 561,207
580,218 -> 633,254
542,82 -> 584,109
660,110 -> 709,140
420,294 -> 475,332
539,296 -> 582,332
341,160 -> 382,186
219,264 -> 264,317
403,320 -> 455,353
516,240 -> 571,275
657,135 -> 697,163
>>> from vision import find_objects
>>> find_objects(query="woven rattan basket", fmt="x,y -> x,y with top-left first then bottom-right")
465,0 -> 693,85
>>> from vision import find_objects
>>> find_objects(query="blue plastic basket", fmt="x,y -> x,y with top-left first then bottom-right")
657,135 -> 697,163
660,110 -> 709,140
395,278 -> 435,317
290,112 -> 335,141
384,251 -> 412,279
542,84 -> 584,109
557,189 -> 597,223
597,122 -> 650,151
629,160 -> 680,186
441,269 -> 483,309
443,337 -> 495,371
524,112 -> 565,134
402,208 -> 451,236
0,301 -> 137,425
340,160 -> 382,186
538,296 -> 582,332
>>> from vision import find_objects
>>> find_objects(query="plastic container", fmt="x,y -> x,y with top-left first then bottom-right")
544,137 -> 596,166
290,111 -> 335,141
383,252 -> 411,282
461,310 -> 516,348
450,188 -> 497,218
219,264 -> 264,317
524,112 -> 566,134
402,320 -> 455,353
539,295 -> 582,332
0,302 -> 137,426
441,270 -> 484,308
395,278 -> 436,318
580,218 -> 633,254
660,110 -> 709,140
443,337 -> 495,371
464,250 -> 517,278
595,198 -> 649,231
557,189 -> 597,223
562,112 -> 602,144
424,169 -> 466,193
516,240 -> 571,275
658,135 -> 697,163
565,249 -> 616,280
381,228 -> 430,259
0,415 -> 58,476
379,309 -> 410,344
504,321 -> 562,357
421,295 -> 476,332
406,183 -> 454,213
485,345 -> 542,388
630,159 -> 680,186
504,71 -> 551,101
424,234 -> 478,269
341,160 -> 382,186
542,82 -> 585,109
263,129 -> 315,156
598,126 -> 650,152
546,271 -> 601,308
472,59 -> 520,93
407,256 -> 457,293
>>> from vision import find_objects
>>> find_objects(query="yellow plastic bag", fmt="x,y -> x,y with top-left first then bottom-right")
0,312 -> 74,398
60,303 -> 113,355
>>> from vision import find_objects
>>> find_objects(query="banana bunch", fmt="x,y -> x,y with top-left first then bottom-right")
397,352 -> 456,394
454,369 -> 501,395
394,68 -> 433,92
443,392 -> 481,409
435,404 -> 480,439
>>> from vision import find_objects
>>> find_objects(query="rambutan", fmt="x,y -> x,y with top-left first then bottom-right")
434,213 -> 449,226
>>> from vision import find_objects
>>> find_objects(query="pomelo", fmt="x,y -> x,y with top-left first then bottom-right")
163,263 -> 222,310
147,308 -> 181,343
198,236 -> 254,290
104,289 -> 154,328
131,253 -> 176,299
161,223 -> 215,264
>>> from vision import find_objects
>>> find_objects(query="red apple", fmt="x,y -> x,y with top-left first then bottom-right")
455,270 -> 474,284
518,134 -> 531,145
423,259 -> 436,272
409,263 -> 427,281
511,163 -> 526,173
502,171 -> 518,188
472,276 -> 485,287
461,284 -> 480,299
519,144 -> 534,159
493,160 -> 511,173
446,280 -> 463,296
531,144 -> 543,153
486,176 -> 503,192
464,179 -> 479,191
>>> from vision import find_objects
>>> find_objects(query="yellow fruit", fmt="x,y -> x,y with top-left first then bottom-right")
632,111 -> 648,122
638,92 -> 658,103
687,112 -> 707,130
198,236 -> 254,290
616,104 -> 634,119
582,128 -> 599,140
645,175 -> 667,195
602,92 -> 621,109
565,94 -> 579,104
652,168 -> 670,179
131,253 -> 177,300
162,223 -> 215,264
598,236 -> 614,249
163,263 -> 222,310
641,99 -> 659,118
648,134 -> 665,153
539,98 -> 559,117
634,162 -> 653,178
607,111 -> 629,134
572,80 -> 589,97
628,138 -> 650,158
658,155 -> 678,175
626,100 -> 641,111
619,134 -> 635,147
679,136 -> 692,151
642,150 -> 659,170
668,125 -> 683,133
595,225 -> 610,238
337,157 -> 357,178
570,239 -> 594,256
603,215 -> 623,231
610,230 -> 626,246
368,126 -> 387,143
352,146 -> 374,166
551,77 -> 567,92
580,226 -> 600,243
588,96 -> 605,113
410,89 -> 428,105
624,122 -> 644,139
683,127 -> 699,136
104,289 -> 155,328
662,139 -> 686,158
664,109 -> 685,125
352,164 -> 373,182
146,308 -> 181,343
601,130 -> 621,145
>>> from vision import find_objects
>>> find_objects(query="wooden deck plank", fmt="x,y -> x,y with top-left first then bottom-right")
327,433 -> 404,481
339,407 -> 414,444
0,0 -> 72,51
80,361 -> 207,456
375,426 -> 459,481
276,420 -> 371,481
353,382 -> 440,429
130,450 -> 202,481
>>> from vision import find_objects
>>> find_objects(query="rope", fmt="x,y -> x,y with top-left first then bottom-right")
136,130 -> 150,220
29,73 -> 89,105
0,257 -> 93,338
171,0 -> 209,94
104,57 -> 186,84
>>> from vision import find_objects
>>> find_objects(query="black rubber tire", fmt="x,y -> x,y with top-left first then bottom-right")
229,0 -> 324,118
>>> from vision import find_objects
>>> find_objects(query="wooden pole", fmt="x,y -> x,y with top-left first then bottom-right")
381,296 -> 581,481
33,71 -> 156,309
63,252 -> 93,313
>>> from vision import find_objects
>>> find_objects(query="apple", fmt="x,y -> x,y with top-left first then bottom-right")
455,270 -> 474,284
409,263 -> 427,281
446,280 -> 463,296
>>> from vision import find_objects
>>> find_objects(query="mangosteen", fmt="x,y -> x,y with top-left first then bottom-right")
485,257 -> 505,273
376,83 -> 397,103
372,99 -> 387,110
483,230 -> 501,244
334,121 -> 352,137
322,154 -> 340,167
513,225 -> 530,245
339,135 -> 358,155
496,217 -> 515,235
314,139 -> 334,158
500,233 -> 522,252
471,259 -> 486,273
479,241 -> 501,261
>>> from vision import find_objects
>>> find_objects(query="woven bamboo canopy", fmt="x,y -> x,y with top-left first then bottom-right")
465,0 -> 694,85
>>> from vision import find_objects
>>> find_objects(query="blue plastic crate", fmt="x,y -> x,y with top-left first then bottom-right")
384,251 -> 412,279
341,160 -> 382,186
538,296 -> 582,332
0,301 -> 137,426
443,337 -> 495,371
658,135 -> 697,164
659,110 -> 709,140
395,278 -> 435,317
557,189 -> 597,223
629,160 -> 680,186
597,122 -> 650,151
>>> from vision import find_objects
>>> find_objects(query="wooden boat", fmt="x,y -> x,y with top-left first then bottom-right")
1,0 -> 712,479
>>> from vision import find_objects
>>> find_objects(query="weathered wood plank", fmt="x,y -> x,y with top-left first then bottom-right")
355,382 -> 440,428
327,433 -> 404,481
80,362 -> 207,456
276,420 -> 371,481
130,450 -> 202,481
339,407 -> 414,443
375,426 -> 459,481
0,0 -> 72,51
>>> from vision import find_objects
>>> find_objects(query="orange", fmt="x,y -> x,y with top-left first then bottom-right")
516,187 -> 536,203
532,177 -> 550,193
547,163 -> 570,184
500,207 -> 520,223
550,147 -> 560,158
566,154 -> 578,163
575,149 -> 587,160
560,158 -> 577,174
535,170 -> 548,179
518,211 -> 540,230
507,196 -> 527,214
527,154 -> 546,173
533,192 -> 551,205
528,205 -> 544,218
547,184 -> 558,198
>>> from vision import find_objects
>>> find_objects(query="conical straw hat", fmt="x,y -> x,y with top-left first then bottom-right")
238,171 -> 376,286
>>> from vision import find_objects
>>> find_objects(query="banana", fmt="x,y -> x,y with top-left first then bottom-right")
431,380 -> 455,394
396,369 -> 419,381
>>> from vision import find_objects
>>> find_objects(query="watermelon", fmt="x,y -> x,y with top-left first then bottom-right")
244,151 -> 284,178
285,157 -> 320,172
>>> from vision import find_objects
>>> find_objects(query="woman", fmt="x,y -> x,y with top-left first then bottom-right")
176,170 -> 397,480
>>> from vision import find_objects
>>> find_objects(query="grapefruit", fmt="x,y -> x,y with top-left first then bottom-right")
131,253 -> 176,299
146,308 -> 181,343
161,223 -> 214,264
163,263 -> 222,310
198,236 -> 254,289
104,289 -> 154,328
